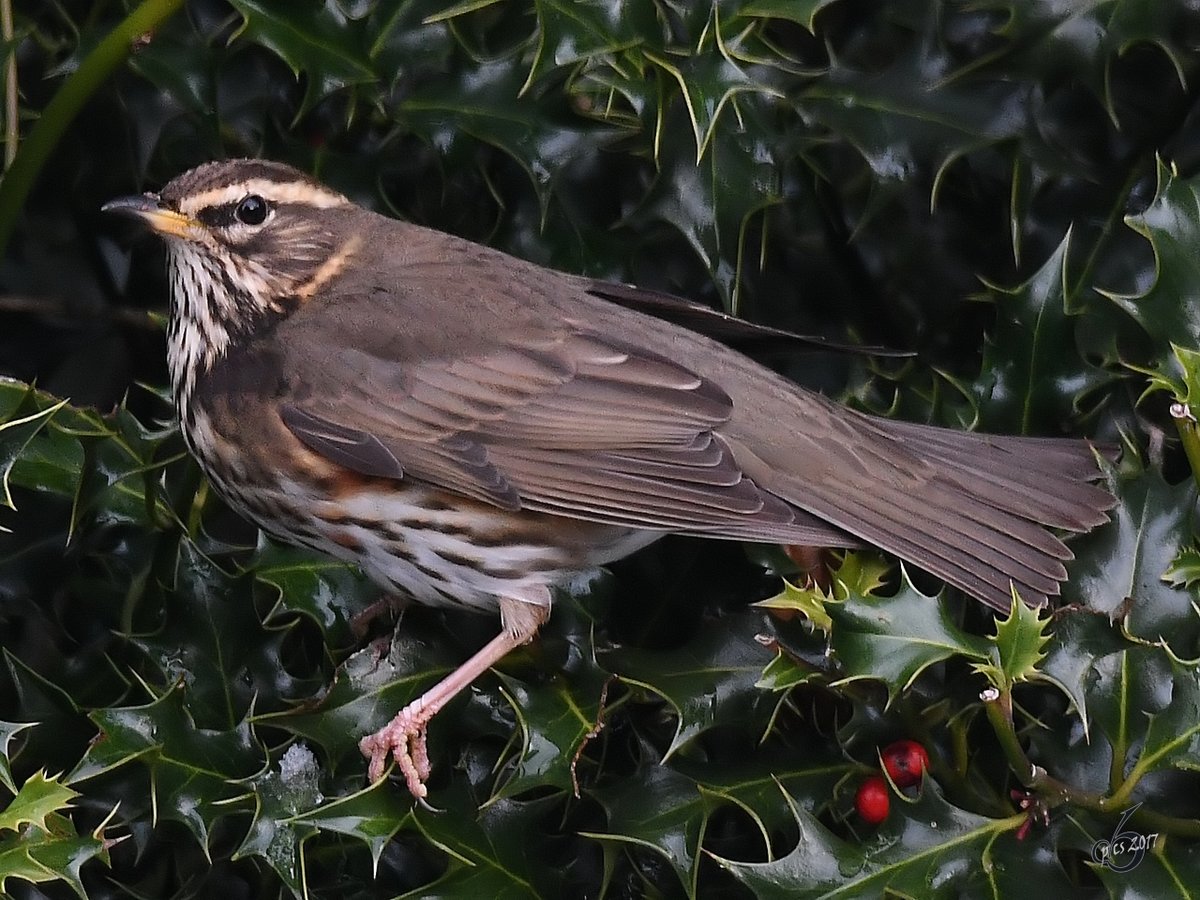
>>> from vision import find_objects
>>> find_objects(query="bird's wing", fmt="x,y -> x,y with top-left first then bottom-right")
273,288 -> 851,544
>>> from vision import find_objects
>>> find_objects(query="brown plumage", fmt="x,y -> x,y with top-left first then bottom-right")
104,159 -> 1114,797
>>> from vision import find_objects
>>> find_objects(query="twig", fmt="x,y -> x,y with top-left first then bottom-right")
0,293 -> 160,329
0,0 -> 185,256
1,0 -> 15,170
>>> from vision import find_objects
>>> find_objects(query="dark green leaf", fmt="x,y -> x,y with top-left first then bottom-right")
827,575 -> 991,699
227,0 -> 375,115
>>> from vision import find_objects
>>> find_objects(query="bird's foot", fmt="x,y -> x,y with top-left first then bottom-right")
358,591 -> 551,799
359,704 -> 433,798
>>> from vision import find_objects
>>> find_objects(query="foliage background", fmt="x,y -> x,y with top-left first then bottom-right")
2,0 -> 1200,896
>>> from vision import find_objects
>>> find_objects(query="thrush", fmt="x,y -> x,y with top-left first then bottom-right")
104,159 -> 1114,798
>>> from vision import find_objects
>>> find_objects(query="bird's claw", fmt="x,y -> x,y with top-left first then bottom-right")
360,706 -> 433,799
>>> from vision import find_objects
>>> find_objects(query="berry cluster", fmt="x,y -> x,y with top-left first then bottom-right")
854,740 -> 931,825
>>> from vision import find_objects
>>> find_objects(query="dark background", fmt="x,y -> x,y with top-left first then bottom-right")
1,1 -> 1199,897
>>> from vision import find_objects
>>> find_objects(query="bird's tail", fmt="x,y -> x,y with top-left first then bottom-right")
734,399 -> 1115,609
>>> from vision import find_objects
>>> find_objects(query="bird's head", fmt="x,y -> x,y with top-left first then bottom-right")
105,160 -> 364,394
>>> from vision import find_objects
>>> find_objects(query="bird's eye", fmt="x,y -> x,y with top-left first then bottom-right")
234,195 -> 269,226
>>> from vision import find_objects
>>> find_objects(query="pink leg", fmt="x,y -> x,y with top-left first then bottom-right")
359,591 -> 550,798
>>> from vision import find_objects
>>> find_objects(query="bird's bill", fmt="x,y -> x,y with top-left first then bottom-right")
102,194 -> 200,240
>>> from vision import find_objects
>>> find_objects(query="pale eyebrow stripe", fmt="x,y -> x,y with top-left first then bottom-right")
179,179 -> 349,215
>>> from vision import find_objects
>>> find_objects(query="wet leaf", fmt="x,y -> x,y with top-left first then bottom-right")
827,574 -> 991,699
227,0 -> 375,115
714,781 -> 1072,897
602,608 -> 778,756
1065,467 -> 1198,657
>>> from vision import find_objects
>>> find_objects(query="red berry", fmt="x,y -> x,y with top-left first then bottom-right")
855,775 -> 890,824
880,740 -> 930,788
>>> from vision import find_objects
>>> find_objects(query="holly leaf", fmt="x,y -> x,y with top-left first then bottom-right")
130,541 -> 281,730
400,58 -> 618,218
1128,662 -> 1200,780
755,579 -> 833,633
1086,647 -> 1172,790
602,608 -> 778,756
974,232 -> 1108,433
227,0 -> 375,115
1038,609 -> 1128,738
521,0 -> 655,91
736,0 -> 843,32
714,780 -> 1074,897
291,780 -> 413,872
72,683 -> 261,851
587,765 -> 707,894
0,382 -> 72,513
0,771 -> 77,834
827,572 -> 992,699
0,722 -> 35,794
406,790 -> 565,898
1064,467 -> 1198,658
247,536 -> 375,651
1165,543 -> 1200,590
974,594 -> 1052,693
0,808 -> 115,900
1110,161 -> 1200,352
491,665 -> 611,798
233,743 -> 323,893
1093,834 -> 1200,897
645,46 -> 782,162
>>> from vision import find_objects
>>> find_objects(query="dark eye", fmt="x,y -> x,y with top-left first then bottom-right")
234,195 -> 269,226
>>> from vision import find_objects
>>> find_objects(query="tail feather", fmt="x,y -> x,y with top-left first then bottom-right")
726,404 -> 1114,610
878,420 -> 1114,530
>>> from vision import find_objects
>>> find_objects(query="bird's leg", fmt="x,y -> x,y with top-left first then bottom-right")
359,586 -> 551,798
350,593 -> 408,642
784,544 -> 832,592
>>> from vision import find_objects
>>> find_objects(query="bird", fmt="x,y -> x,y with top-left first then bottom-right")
103,158 -> 1114,798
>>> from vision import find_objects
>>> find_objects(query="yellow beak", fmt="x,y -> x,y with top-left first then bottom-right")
101,193 -> 201,240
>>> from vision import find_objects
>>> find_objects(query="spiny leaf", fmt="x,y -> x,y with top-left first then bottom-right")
974,231 -> 1108,434
755,579 -> 833,633
247,536 -> 374,651
0,809 -> 112,900
491,666 -> 611,798
736,0 -> 843,32
589,753 -> 848,895
227,0 -> 375,116
405,790 -> 565,898
73,682 -> 261,851
1065,466 -> 1199,657
233,743 -> 323,893
0,387 -> 71,513
586,765 -> 706,895
827,572 -> 992,700
602,608 -> 778,757
644,47 -> 781,162
713,780 -> 1073,897
291,780 -> 413,872
1165,544 -> 1200,590
400,57 -> 619,219
1130,662 -> 1200,780
0,771 -> 77,834
974,593 -> 1052,693
1112,161 -> 1200,352
521,0 -> 656,91
1087,647 -> 1172,791
1038,610 -> 1128,738
0,722 -> 36,794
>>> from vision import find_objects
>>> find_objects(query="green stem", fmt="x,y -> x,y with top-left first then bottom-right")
0,0 -> 184,255
1171,402 -> 1200,493
1125,806 -> 1200,840
2,0 -> 15,170
984,691 -> 1200,838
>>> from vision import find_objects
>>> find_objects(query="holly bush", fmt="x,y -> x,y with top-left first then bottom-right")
2,1 -> 1199,897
